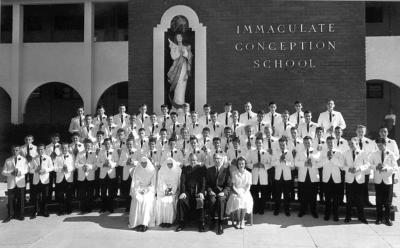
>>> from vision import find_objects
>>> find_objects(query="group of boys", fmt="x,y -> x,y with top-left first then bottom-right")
3,100 -> 398,227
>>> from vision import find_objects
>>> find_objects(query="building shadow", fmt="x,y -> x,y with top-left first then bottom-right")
63,214 -> 131,230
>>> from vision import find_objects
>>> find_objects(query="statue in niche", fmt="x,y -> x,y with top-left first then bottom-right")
166,16 -> 193,109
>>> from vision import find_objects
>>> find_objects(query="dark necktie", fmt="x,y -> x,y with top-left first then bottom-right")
14,156 -> 17,165
352,150 -> 355,161
85,151 -> 88,160
152,124 -> 155,134
306,149 -> 309,158
183,141 -> 186,150
329,112 -> 332,123
307,123 -> 310,133
258,122 -> 261,132
39,156 -> 43,170
171,150 -> 173,158
120,141 -> 123,148
150,151 -> 153,158
204,138 -> 206,146
271,114 -> 275,127
248,112 -> 250,120
121,114 -> 123,124
184,115 -> 187,124
381,150 -> 385,163
163,116 -> 166,128
318,138 -> 321,145
337,139 -> 340,147
206,116 -> 209,125
297,112 -> 300,125
173,124 -> 176,133
87,126 -> 90,133
258,150 -> 261,163
141,114 -> 144,124
268,139 -> 271,150
359,139 -> 363,150
64,155 -> 67,159
235,150 -> 238,158
284,122 -> 287,130
225,113 -> 228,126
79,117 -> 82,127
294,140 -> 297,147
213,123 -> 216,131
27,145 -> 31,157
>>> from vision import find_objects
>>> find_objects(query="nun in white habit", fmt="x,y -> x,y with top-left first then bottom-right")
155,157 -> 181,227
129,157 -> 156,232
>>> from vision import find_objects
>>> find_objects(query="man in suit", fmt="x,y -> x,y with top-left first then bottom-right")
69,106 -> 85,134
240,102 -> 257,125
289,101 -> 304,127
2,146 -> 28,221
206,153 -> 231,235
343,138 -> 369,224
320,136 -> 343,221
370,138 -> 398,226
317,100 -> 346,136
30,144 -> 54,218
176,153 -> 207,232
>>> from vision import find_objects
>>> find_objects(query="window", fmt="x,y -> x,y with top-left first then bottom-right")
366,5 -> 383,23
367,83 -> 383,98
23,4 -> 84,42
94,2 -> 128,41
1,5 -> 12,43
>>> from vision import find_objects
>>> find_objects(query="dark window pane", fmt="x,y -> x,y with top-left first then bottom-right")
366,6 -> 383,23
367,83 -> 383,98
23,4 -> 84,42
94,2 -> 128,42
1,5 -> 13,43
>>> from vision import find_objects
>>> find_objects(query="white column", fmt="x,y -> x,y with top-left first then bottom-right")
11,4 -> 23,123
84,1 -> 94,114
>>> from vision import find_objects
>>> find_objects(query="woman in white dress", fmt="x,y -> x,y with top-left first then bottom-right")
167,33 -> 192,108
155,157 -> 181,227
129,157 -> 156,232
226,156 -> 253,229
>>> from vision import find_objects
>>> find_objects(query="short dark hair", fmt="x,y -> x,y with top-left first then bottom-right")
375,138 -> 386,144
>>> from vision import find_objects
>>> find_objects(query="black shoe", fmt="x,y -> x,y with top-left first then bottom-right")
384,219 -> 393,226
285,211 -> 291,217
273,210 -> 279,216
43,213 -> 49,218
166,223 -> 172,228
217,225 -> 223,235
333,216 -> 339,222
298,211 -> 305,218
209,221 -> 216,230
3,216 -> 12,223
160,223 -> 165,228
344,218 -> 351,223
99,209 -> 106,213
57,211 -> 65,216
175,225 -> 184,232
198,224 -> 206,232
311,212 -> 319,219
142,226 -> 148,232
359,218 -> 368,224
65,210 -> 72,215
125,208 -> 130,213
324,215 -> 329,221
109,208 -> 114,213
30,212 -> 37,219
375,219 -> 382,225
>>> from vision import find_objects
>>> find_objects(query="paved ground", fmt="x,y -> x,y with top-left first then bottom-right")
0,183 -> 399,248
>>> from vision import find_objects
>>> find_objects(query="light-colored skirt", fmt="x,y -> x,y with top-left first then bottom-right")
155,195 -> 177,225
128,192 -> 155,228
225,192 -> 253,214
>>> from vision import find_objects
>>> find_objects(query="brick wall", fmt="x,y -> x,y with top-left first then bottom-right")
128,0 -> 366,137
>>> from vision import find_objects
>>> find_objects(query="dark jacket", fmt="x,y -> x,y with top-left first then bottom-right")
180,165 -> 207,197
206,166 -> 231,196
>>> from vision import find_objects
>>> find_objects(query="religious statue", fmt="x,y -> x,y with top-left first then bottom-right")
167,33 -> 193,108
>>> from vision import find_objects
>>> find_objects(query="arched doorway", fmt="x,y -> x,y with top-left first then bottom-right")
0,87 -> 11,160
24,82 -> 84,124
366,79 -> 400,141
97,81 -> 128,115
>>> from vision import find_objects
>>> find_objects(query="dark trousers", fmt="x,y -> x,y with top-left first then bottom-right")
298,176 -> 317,214
176,196 -> 205,225
7,187 -> 25,217
31,182 -> 49,214
94,169 -> 101,198
363,175 -> 371,204
318,168 -> 324,202
324,178 -> 341,218
290,170 -> 297,201
206,194 -> 227,223
121,177 -> 132,210
48,171 -> 56,201
27,174 -> 34,203
274,178 -> 291,212
56,178 -> 73,212
346,182 -> 365,220
72,171 -> 79,199
116,166 -> 123,196
78,179 -> 94,212
375,183 -> 393,220
338,171 -> 346,203
100,176 -> 117,211
250,184 -> 268,213
266,168 -> 275,201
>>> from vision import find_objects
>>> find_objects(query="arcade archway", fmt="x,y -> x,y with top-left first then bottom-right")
97,81 -> 128,115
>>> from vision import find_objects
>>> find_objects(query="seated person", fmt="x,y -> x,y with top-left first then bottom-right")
226,156 -> 253,229
175,153 -> 207,232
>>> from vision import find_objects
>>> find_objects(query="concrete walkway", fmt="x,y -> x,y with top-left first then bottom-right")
0,183 -> 399,248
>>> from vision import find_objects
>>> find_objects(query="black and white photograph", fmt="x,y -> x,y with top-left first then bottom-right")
0,0 -> 399,247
